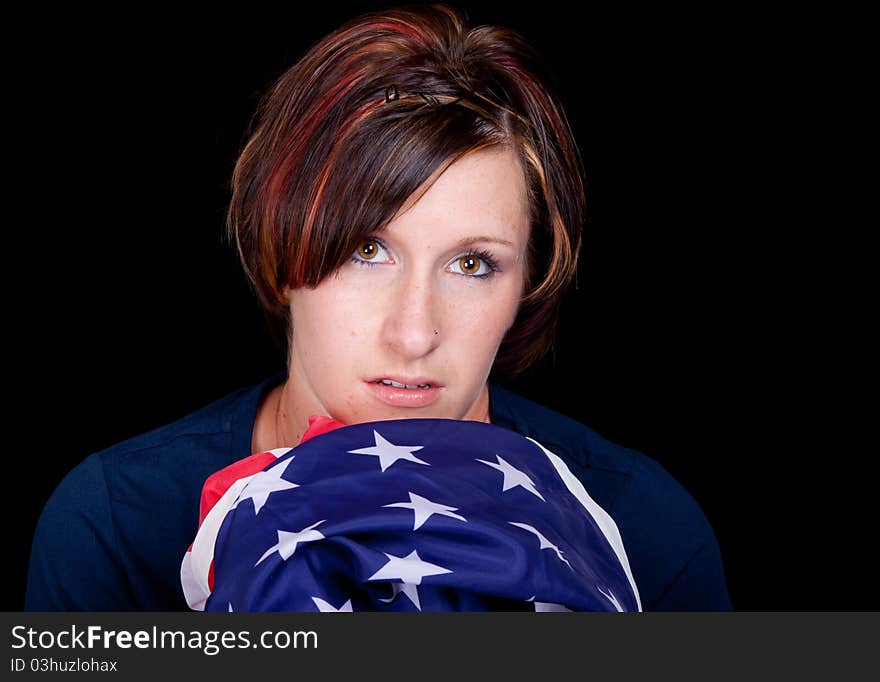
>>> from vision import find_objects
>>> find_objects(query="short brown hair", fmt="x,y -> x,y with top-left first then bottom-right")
226,3 -> 584,377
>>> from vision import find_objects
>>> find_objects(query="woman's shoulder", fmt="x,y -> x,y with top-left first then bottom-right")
489,380 -> 706,520
26,373 -> 285,610
489,381 -> 668,477
61,372 -> 287,519
488,381 -> 731,610
98,375 -> 279,461
70,371 -> 286,485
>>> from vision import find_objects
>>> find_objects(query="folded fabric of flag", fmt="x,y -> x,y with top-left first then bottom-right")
181,417 -> 642,612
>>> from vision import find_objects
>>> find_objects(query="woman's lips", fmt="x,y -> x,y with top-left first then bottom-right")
365,380 -> 443,408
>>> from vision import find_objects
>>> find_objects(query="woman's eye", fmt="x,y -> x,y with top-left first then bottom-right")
351,239 -> 389,264
449,254 -> 495,277
351,240 -> 498,279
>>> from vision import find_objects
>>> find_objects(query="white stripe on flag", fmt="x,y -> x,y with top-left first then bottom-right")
181,448 -> 292,610
527,437 -> 643,612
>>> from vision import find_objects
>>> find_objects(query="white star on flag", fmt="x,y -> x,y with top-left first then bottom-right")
256,520 -> 326,565
348,430 -> 430,472
476,455 -> 545,500
312,597 -> 353,612
509,522 -> 571,568
368,550 -> 451,610
368,550 -> 452,611
383,492 -> 466,530
234,457 -> 299,515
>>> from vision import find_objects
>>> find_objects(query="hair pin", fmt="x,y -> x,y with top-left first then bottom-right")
417,92 -> 440,106
384,85 -> 399,102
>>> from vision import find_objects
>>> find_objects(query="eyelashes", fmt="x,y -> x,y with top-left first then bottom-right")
350,237 -> 501,280
452,248 -> 501,278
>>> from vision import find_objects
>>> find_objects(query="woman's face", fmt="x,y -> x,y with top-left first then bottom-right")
284,146 -> 530,426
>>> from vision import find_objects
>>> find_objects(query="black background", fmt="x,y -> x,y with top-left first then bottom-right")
8,3 -> 868,610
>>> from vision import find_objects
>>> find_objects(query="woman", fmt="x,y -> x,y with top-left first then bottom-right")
25,3 -> 731,611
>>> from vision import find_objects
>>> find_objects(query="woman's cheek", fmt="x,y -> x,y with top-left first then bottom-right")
451,297 -> 496,345
327,267 -> 381,304
455,279 -> 520,335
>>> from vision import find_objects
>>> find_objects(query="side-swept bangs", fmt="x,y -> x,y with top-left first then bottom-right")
227,4 -> 584,377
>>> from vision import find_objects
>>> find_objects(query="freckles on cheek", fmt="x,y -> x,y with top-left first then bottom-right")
452,303 -> 504,349
332,283 -> 383,342
348,320 -> 372,340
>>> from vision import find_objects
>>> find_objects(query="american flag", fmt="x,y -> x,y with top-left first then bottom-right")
181,417 -> 641,612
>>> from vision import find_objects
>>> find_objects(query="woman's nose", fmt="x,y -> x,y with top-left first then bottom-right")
380,271 -> 441,359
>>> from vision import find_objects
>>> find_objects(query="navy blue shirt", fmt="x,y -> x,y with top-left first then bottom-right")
25,373 -> 732,611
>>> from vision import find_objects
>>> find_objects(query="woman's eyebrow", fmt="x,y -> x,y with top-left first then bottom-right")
454,235 -> 515,249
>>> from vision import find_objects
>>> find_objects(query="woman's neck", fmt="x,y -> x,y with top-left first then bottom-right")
251,381 -> 290,453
